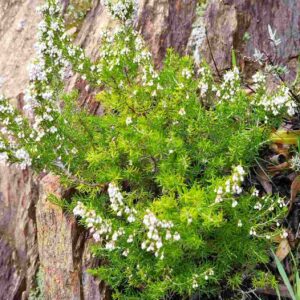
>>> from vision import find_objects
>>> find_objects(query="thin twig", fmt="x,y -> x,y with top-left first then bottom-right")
205,27 -> 222,79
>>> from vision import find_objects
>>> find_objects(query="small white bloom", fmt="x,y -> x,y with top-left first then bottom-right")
126,116 -> 133,125
127,235 -> 134,243
173,232 -> 181,241
252,72 -> 265,84
252,188 -> 259,197
178,108 -> 186,116
281,230 -> 288,239
165,230 -> 172,240
122,249 -> 129,257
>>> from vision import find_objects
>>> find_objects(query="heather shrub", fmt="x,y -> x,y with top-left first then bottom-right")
0,0 -> 295,299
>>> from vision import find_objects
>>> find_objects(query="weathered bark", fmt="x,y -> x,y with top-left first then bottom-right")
137,0 -> 198,66
0,166 -> 38,299
197,0 -> 300,78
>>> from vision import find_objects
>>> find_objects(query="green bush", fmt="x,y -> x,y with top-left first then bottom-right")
0,0 -> 294,299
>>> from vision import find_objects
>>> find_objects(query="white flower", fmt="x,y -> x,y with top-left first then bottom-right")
235,165 -> 245,176
49,126 -> 57,133
127,235 -> 134,243
215,194 -> 223,203
156,240 -> 163,249
122,249 -> 129,257
192,281 -> 199,289
28,62 -> 47,81
73,202 -> 86,216
173,232 -> 181,241
15,148 -> 31,169
237,220 -> 243,227
280,230 -> 288,239
178,108 -> 186,116
182,68 -> 192,79
199,82 -> 208,97
252,72 -> 265,84
254,202 -> 262,210
165,230 -> 172,240
106,241 -> 115,250
127,214 -> 136,223
126,116 -> 133,125
252,188 -> 259,197
232,200 -> 238,208
93,231 -> 101,242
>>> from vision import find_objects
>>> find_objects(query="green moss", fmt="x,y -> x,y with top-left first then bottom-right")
64,0 -> 93,33
29,269 -> 44,300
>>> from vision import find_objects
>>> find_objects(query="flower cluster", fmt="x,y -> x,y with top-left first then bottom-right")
249,194 -> 286,238
0,96 -> 32,169
215,165 -> 245,207
291,154 -> 300,172
73,200 -> 182,258
218,67 -> 240,101
191,269 -> 215,289
197,66 -> 213,98
15,148 -> 32,170
252,71 -> 266,87
142,210 -> 180,258
23,0 -> 75,160
108,183 -> 137,222
257,86 -> 297,117
73,201 -> 124,250
101,0 -> 138,22
98,25 -> 156,91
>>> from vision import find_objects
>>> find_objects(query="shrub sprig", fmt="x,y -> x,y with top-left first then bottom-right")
0,0 -> 295,299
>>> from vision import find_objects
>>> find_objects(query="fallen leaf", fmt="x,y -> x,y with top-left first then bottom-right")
290,175 -> 300,213
255,167 -> 272,194
268,161 -> 290,173
275,239 -> 291,261
270,129 -> 300,145
270,143 -> 290,156
269,154 -> 287,164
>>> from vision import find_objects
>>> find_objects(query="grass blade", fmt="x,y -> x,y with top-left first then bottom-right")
295,271 -> 300,300
276,285 -> 282,300
231,49 -> 237,67
272,249 -> 296,300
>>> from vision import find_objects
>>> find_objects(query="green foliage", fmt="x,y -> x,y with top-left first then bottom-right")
0,0 -> 294,299
29,269 -> 44,300
273,251 -> 300,300
65,0 -> 93,31
252,270 -> 278,290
